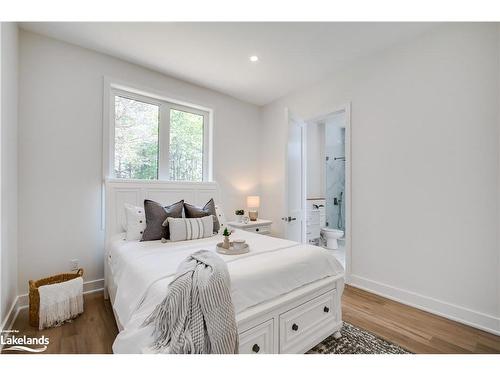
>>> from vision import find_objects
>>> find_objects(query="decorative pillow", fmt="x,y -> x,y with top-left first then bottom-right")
215,205 -> 227,234
184,198 -> 220,234
166,216 -> 214,242
124,203 -> 146,241
141,199 -> 184,241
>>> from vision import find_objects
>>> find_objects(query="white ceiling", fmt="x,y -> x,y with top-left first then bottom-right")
20,22 -> 438,106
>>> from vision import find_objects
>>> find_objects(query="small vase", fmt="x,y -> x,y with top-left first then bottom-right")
236,214 -> 243,223
223,236 -> 230,249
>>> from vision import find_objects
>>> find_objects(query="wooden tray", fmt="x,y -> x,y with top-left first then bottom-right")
216,242 -> 250,255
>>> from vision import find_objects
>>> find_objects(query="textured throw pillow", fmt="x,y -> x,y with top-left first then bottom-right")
166,216 -> 214,242
124,203 -> 146,241
141,199 -> 184,241
184,198 -> 220,234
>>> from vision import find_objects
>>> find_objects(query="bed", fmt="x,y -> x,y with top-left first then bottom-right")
104,179 -> 345,354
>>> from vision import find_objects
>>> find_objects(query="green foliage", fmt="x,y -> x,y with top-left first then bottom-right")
169,109 -> 203,182
113,96 -> 204,182
114,96 -> 159,180
223,227 -> 231,237
235,209 -> 244,215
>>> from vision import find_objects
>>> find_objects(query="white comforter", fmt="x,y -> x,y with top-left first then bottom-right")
109,229 -> 344,353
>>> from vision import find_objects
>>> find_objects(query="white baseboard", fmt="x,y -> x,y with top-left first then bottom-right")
349,274 -> 500,336
1,278 -> 105,336
0,296 -> 20,333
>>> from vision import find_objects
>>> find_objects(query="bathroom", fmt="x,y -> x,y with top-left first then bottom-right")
306,110 -> 347,266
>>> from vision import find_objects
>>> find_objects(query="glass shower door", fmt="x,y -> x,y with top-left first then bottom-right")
325,119 -> 346,230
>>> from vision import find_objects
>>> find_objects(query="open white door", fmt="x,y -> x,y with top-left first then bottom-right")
283,109 -> 306,242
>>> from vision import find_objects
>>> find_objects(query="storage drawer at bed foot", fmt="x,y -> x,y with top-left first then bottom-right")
279,289 -> 338,353
239,319 -> 274,354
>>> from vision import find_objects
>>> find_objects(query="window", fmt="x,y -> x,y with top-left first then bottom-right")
169,108 -> 204,181
114,96 -> 159,180
109,86 -> 210,181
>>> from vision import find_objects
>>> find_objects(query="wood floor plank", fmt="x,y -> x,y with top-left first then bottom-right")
2,286 -> 499,354
2,292 -> 117,354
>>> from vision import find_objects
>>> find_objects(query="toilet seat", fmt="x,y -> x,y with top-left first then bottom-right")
320,227 -> 344,250
320,227 -> 344,236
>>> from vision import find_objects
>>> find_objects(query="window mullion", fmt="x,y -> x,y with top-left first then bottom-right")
158,104 -> 170,180
203,112 -> 210,181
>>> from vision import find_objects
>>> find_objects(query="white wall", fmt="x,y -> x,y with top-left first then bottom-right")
0,22 -> 18,326
260,24 -> 500,333
17,30 -> 261,293
306,121 -> 325,199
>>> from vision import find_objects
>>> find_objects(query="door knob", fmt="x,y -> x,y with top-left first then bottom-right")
252,344 -> 260,353
292,323 -> 299,331
323,306 -> 330,313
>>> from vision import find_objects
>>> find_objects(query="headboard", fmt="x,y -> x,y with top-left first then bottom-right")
104,179 -> 220,243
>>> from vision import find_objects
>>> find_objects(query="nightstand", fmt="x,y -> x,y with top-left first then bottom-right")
227,219 -> 273,235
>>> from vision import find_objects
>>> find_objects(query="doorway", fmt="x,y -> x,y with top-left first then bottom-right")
284,105 -> 351,278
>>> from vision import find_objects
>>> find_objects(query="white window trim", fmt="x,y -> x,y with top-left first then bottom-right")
102,77 -> 213,182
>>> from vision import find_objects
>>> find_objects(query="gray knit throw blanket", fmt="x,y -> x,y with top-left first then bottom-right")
143,250 -> 239,354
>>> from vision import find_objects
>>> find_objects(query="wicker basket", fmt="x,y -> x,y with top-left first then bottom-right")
29,268 -> 84,328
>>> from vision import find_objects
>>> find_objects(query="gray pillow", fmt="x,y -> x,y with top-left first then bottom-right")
183,198 -> 220,234
141,199 -> 184,241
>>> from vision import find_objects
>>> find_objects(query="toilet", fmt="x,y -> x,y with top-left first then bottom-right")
321,227 -> 344,250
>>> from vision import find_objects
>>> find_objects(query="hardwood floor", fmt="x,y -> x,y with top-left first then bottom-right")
3,292 -> 118,354
3,285 -> 500,354
342,286 -> 500,354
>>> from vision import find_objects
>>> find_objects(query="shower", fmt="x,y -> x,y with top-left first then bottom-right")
325,123 -> 346,232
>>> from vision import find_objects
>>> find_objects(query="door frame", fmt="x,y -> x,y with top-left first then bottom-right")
283,109 -> 307,243
302,103 -> 352,282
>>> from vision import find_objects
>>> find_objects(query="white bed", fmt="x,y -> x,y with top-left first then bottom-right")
104,179 -> 345,354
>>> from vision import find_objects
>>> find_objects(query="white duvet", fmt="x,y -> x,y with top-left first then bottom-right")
109,229 -> 344,353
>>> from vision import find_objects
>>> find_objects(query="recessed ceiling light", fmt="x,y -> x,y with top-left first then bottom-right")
249,55 -> 259,62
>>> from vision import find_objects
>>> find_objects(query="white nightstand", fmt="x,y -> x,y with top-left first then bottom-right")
227,219 -> 273,235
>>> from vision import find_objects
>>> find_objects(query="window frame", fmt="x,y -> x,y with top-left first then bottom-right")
103,78 -> 212,182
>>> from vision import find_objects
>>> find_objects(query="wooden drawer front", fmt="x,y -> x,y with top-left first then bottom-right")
279,290 -> 336,353
244,226 -> 271,235
239,319 -> 274,354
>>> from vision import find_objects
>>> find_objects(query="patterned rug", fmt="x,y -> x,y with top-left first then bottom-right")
308,322 -> 412,354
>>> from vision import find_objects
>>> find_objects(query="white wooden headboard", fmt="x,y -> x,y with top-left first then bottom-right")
104,179 -> 220,242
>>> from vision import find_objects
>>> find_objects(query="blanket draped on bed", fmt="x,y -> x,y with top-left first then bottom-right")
143,250 -> 238,354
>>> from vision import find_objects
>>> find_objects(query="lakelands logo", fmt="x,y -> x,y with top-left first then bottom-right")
1,330 -> 49,353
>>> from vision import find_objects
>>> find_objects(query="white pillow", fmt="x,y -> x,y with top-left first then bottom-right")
166,216 -> 214,242
215,205 -> 227,234
124,203 -> 146,241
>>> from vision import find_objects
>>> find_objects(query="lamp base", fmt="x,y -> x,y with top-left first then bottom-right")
248,210 -> 258,221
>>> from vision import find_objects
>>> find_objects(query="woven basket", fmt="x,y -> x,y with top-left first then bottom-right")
29,268 -> 84,328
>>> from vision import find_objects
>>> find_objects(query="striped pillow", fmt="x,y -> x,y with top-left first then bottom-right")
165,216 -> 214,242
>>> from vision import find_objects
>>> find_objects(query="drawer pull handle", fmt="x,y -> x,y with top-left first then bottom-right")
292,323 -> 299,331
323,306 -> 330,313
256,228 -> 259,232
252,344 -> 260,353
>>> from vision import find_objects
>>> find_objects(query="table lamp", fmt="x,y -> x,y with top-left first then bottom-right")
246,196 -> 260,221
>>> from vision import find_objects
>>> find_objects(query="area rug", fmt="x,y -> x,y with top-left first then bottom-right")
308,322 -> 412,354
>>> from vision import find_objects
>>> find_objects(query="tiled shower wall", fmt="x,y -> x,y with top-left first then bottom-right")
325,114 -> 346,230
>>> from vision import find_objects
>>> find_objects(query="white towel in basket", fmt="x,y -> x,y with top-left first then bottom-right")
38,277 -> 84,330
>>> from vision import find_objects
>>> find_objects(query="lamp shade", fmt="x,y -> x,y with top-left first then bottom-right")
246,196 -> 260,208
